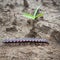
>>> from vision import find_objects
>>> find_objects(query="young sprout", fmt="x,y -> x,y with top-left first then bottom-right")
23,6 -> 43,20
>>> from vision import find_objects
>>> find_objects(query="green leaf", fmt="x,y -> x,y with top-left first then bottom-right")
33,6 -> 40,17
36,13 -> 43,18
23,13 -> 35,19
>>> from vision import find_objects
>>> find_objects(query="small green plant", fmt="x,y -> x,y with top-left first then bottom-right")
23,6 -> 43,20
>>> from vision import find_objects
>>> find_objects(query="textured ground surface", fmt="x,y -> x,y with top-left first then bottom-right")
0,0 -> 60,60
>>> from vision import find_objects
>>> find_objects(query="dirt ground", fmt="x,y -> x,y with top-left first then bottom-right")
0,0 -> 60,60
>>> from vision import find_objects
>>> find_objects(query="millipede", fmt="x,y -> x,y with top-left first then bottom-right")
2,38 -> 49,46
2,38 -> 49,44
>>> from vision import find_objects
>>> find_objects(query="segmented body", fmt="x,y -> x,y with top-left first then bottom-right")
3,38 -> 49,44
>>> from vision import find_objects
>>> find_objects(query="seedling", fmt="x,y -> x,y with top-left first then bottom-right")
23,6 -> 43,20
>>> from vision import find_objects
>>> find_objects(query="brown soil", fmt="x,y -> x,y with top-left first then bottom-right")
0,0 -> 60,60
